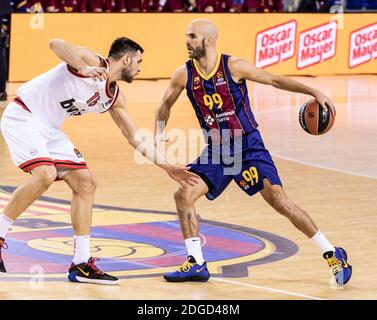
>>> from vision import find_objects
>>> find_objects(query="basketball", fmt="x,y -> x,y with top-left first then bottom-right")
298,99 -> 335,135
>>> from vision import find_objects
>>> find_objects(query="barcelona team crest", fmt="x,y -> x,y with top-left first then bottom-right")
0,185 -> 298,281
239,180 -> 250,191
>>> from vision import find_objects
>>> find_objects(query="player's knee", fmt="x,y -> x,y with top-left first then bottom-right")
174,188 -> 186,204
77,174 -> 97,196
32,166 -> 57,189
270,190 -> 290,213
174,187 -> 195,208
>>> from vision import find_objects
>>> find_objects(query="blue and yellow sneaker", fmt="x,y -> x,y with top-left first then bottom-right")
323,247 -> 352,286
164,256 -> 210,282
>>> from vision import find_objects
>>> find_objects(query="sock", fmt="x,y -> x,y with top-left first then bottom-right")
0,214 -> 14,238
185,237 -> 204,265
72,235 -> 90,265
311,230 -> 336,254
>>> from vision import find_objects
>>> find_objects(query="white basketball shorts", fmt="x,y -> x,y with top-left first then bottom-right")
0,100 -> 87,178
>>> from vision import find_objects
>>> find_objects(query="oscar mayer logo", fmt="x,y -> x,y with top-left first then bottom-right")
255,20 -> 297,68
349,22 -> 377,68
297,21 -> 338,69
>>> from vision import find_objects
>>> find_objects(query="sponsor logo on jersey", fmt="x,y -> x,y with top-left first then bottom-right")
205,114 -> 215,126
215,110 -> 235,123
59,98 -> 81,116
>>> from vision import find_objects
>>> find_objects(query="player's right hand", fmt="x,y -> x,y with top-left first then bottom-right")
78,66 -> 109,82
314,91 -> 336,117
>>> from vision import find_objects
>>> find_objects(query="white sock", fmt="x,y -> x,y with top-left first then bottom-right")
0,214 -> 14,238
185,237 -> 204,265
311,230 -> 335,254
72,235 -> 90,265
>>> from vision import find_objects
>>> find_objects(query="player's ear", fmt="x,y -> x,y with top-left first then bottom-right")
205,37 -> 212,47
123,54 -> 131,66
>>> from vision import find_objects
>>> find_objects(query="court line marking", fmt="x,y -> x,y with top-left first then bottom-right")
271,153 -> 377,180
211,277 -> 325,300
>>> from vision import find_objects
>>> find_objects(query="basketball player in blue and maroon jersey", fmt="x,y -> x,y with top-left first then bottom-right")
155,19 -> 352,286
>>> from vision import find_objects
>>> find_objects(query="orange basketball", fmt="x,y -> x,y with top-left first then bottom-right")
298,99 -> 335,135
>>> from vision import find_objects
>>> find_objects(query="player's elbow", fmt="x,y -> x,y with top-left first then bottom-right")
123,129 -> 139,148
49,38 -> 63,51
156,105 -> 168,119
127,135 -> 138,149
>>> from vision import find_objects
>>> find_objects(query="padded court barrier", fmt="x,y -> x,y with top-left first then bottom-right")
9,13 -> 377,81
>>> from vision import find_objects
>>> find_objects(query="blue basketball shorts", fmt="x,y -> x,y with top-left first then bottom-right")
188,129 -> 282,201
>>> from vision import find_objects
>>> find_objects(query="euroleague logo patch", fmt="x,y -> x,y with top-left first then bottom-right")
0,186 -> 298,281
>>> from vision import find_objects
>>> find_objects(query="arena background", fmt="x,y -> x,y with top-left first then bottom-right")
0,8 -> 376,301
9,13 -> 377,81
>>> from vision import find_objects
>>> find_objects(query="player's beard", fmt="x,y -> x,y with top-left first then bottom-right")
121,66 -> 135,83
189,39 -> 206,60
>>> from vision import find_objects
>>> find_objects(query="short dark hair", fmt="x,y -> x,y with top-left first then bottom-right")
108,37 -> 144,60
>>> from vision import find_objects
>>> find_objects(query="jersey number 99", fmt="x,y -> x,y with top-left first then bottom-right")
203,94 -> 223,110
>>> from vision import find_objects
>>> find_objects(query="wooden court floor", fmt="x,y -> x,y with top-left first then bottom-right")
0,75 -> 376,300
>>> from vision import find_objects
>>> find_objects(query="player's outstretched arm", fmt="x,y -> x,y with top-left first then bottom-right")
110,91 -> 199,184
228,57 -> 336,116
49,38 -> 108,81
154,65 -> 186,149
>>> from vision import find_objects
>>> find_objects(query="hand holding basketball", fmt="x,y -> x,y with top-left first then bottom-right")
313,91 -> 336,117
299,98 -> 335,135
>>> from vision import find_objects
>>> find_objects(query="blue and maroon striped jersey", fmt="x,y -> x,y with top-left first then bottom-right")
186,54 -> 258,142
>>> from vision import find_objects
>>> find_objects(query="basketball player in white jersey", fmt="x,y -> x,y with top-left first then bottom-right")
0,37 -> 197,285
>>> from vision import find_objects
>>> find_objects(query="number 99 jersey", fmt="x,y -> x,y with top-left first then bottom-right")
185,53 -> 259,143
185,54 -> 282,200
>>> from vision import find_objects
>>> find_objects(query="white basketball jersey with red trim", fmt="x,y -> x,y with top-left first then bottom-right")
16,56 -> 119,129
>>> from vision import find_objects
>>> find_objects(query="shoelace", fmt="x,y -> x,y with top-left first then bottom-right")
87,257 -> 104,275
178,259 -> 196,273
326,255 -> 342,274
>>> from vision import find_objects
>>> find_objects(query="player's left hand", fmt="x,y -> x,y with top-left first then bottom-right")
314,91 -> 336,117
165,165 -> 200,185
